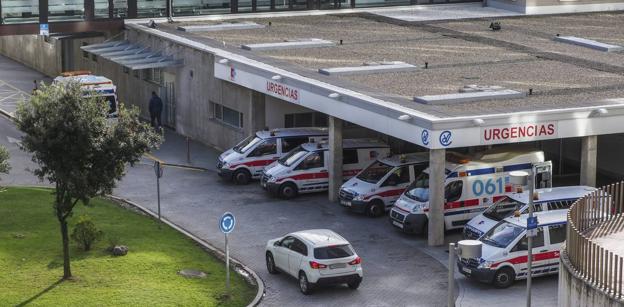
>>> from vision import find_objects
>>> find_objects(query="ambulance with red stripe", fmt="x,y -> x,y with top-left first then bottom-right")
463,185 -> 596,240
260,139 -> 390,199
338,153 -> 429,217
457,210 -> 566,288
217,128 -> 328,184
389,148 -> 552,234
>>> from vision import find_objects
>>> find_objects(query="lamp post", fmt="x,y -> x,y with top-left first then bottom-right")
509,168 -> 535,307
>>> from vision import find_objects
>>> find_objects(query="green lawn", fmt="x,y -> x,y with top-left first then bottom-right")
0,187 -> 255,306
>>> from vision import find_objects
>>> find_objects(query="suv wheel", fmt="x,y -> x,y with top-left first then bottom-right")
266,252 -> 278,274
279,183 -> 298,199
366,200 -> 384,218
493,267 -> 515,288
233,169 -> 251,185
299,271 -> 312,295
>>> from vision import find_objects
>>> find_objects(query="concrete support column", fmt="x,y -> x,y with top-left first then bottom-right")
247,91 -> 266,136
580,135 -> 598,187
428,148 -> 446,246
328,116 -> 343,202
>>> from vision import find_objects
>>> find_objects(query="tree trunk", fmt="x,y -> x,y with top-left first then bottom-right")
60,218 -> 72,279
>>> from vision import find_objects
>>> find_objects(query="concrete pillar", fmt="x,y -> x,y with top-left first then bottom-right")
328,116 -> 343,202
248,91 -> 266,136
580,135 -> 597,187
428,148 -> 446,246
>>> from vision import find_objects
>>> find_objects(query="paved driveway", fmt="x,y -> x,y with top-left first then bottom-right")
115,163 -> 450,306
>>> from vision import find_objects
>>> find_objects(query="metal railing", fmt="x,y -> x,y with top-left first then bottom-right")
566,182 -> 624,300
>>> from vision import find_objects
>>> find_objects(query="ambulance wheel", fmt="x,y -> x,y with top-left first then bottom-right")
233,169 -> 251,185
279,183 -> 298,199
366,200 -> 384,218
493,267 -> 515,289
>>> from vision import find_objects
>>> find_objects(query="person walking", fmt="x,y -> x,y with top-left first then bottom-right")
149,91 -> 163,129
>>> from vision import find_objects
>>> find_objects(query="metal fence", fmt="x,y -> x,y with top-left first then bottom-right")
566,182 -> 624,300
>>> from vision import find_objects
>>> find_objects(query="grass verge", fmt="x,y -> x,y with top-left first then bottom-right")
0,187 -> 255,306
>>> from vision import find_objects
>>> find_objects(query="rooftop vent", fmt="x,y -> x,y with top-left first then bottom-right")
318,61 -> 418,76
241,38 -> 335,51
177,22 -> 264,32
553,36 -> 624,52
414,85 -> 525,105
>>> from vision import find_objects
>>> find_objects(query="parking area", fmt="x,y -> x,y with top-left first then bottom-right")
115,157 -> 451,306
111,130 -> 560,307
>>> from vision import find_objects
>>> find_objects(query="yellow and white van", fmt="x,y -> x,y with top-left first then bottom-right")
389,149 -> 552,234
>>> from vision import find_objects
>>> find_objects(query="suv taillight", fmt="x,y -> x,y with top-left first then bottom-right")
348,257 -> 362,265
309,261 -> 327,269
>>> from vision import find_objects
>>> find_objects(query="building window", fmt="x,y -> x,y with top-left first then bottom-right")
133,69 -> 140,78
144,68 -> 162,85
48,0 -> 85,22
82,42 -> 89,58
91,53 -> 97,62
137,0 -> 166,18
123,66 -> 130,74
172,0 -> 230,16
211,102 -> 244,128
285,112 -> 328,128
1,0 -> 40,24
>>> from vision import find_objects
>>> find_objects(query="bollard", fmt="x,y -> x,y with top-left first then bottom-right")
186,136 -> 191,164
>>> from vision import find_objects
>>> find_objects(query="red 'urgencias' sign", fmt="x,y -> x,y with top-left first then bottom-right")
266,81 -> 299,102
482,123 -> 557,144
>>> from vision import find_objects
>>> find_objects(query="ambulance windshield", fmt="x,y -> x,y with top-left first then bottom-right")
480,221 -> 524,248
279,146 -> 308,167
357,161 -> 393,184
405,173 -> 429,202
234,136 -> 262,153
483,197 -> 523,221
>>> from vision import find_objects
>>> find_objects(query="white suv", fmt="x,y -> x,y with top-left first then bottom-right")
265,229 -> 363,294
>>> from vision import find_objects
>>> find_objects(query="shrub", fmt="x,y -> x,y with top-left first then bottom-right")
71,215 -> 103,251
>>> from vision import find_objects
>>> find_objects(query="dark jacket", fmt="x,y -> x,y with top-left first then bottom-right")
149,95 -> 163,114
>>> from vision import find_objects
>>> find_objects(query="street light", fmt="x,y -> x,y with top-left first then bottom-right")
509,169 -> 535,307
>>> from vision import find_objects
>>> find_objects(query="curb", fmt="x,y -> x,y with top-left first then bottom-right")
0,107 -> 15,120
107,195 -> 265,307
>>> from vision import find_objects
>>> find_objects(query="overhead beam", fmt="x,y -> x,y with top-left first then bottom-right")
0,19 -> 124,36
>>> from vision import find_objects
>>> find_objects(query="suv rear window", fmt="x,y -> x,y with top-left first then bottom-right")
314,244 -> 354,259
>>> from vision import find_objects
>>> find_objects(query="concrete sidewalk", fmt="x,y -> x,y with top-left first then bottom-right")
144,128 -> 220,171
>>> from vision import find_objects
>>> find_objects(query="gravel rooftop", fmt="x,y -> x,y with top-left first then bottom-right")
165,12 -> 624,118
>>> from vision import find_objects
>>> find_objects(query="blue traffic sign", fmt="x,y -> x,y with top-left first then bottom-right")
39,23 -> 49,36
220,212 -> 236,234
527,216 -> 538,230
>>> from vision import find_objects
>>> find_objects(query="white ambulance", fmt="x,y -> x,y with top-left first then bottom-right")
457,210 -> 566,288
338,153 -> 429,217
463,185 -> 596,240
54,71 -> 119,117
261,139 -> 390,199
217,128 -> 328,184
389,148 -> 552,234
